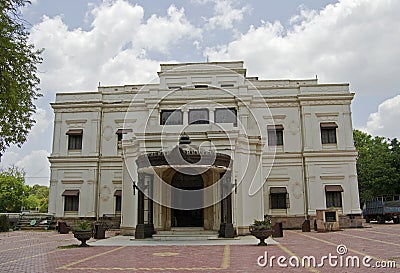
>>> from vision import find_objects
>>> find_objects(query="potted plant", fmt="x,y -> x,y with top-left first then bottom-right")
73,221 -> 93,247
249,215 -> 273,246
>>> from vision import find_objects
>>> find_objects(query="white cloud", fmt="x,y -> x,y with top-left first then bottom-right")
30,108 -> 51,137
205,0 -> 400,96
29,0 -> 201,92
5,0 -> 202,185
1,150 -> 50,186
17,150 -> 50,186
1,151 -> 19,169
208,0 -> 250,29
365,95 -> 400,139
136,5 -> 202,53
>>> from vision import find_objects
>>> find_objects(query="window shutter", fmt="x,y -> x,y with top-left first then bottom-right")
325,185 -> 343,192
62,190 -> 80,196
320,122 -> 338,128
66,129 -> 83,135
270,187 -> 287,194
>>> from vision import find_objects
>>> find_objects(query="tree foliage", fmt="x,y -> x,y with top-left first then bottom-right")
0,0 -> 42,157
0,166 -> 48,212
0,166 -> 27,212
354,130 -> 400,204
28,184 -> 48,212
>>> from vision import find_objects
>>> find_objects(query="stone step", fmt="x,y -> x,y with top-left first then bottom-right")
153,229 -> 219,241
171,227 -> 205,231
157,230 -> 216,236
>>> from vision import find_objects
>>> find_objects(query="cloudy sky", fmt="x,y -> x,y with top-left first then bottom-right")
1,0 -> 399,186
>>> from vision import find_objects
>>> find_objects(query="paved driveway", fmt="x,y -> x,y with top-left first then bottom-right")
0,223 -> 399,272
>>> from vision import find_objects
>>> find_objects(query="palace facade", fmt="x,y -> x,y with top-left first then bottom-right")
48,61 -> 362,237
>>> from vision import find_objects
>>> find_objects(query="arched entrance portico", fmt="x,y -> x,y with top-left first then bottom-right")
134,141 -> 234,238
171,172 -> 203,227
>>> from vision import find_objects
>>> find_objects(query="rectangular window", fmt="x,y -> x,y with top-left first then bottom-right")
62,190 -> 79,212
66,129 -> 83,150
326,192 -> 342,208
115,190 -> 122,212
320,123 -> 338,144
270,187 -> 288,209
64,196 -> 79,211
160,110 -> 183,125
115,196 -> 122,212
189,109 -> 209,124
267,125 -> 284,146
325,185 -> 343,208
215,108 -> 237,126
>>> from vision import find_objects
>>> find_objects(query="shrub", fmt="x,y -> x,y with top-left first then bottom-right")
251,215 -> 272,230
0,215 -> 10,232
73,221 -> 92,232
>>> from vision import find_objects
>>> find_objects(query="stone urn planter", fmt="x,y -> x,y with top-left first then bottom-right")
249,227 -> 273,246
73,222 -> 93,247
250,215 -> 273,246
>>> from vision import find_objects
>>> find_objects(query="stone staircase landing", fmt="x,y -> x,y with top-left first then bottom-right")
152,228 -> 218,241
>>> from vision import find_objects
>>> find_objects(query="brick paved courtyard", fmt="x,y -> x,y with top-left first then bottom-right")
0,223 -> 399,272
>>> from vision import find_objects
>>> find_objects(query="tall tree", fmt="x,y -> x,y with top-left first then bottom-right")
0,0 -> 42,158
0,167 -> 49,213
354,130 -> 399,204
0,166 -> 28,212
389,138 -> 400,193
28,184 -> 49,212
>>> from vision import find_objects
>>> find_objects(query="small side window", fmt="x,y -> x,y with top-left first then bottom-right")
66,129 -> 83,150
115,190 -> 122,213
62,190 -> 79,212
270,187 -> 288,209
267,125 -> 284,146
320,123 -> 338,144
325,185 -> 343,208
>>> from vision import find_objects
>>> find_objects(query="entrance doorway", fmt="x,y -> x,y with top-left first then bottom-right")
171,171 -> 203,227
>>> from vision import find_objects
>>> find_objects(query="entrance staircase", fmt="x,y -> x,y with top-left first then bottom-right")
152,228 -> 219,241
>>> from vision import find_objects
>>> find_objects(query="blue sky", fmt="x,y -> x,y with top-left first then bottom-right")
2,0 -> 400,186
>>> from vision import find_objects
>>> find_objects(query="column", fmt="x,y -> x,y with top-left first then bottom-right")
209,108 -> 215,124
219,171 -> 235,238
135,173 -> 155,239
147,174 -> 155,235
135,173 -> 146,239
183,108 -> 189,125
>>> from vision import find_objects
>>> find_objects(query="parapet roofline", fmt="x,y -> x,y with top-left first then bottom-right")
159,61 -> 244,72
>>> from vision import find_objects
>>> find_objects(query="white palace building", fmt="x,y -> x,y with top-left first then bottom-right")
48,61 -> 362,237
